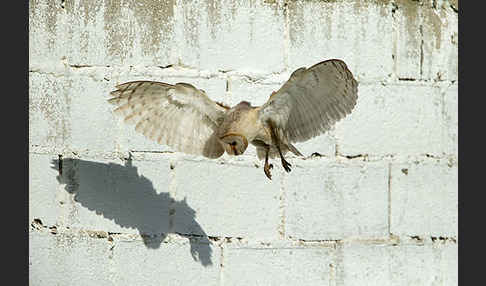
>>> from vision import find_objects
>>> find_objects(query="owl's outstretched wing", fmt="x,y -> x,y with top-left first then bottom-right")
108,81 -> 229,158
258,59 -> 358,144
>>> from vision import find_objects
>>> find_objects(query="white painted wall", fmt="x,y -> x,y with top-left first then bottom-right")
29,0 -> 458,285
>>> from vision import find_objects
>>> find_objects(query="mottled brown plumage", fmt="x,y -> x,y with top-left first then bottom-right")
108,59 -> 358,179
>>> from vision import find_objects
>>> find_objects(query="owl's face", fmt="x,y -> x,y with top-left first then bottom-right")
220,133 -> 248,155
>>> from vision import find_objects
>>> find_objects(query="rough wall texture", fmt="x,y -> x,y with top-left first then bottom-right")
29,0 -> 458,285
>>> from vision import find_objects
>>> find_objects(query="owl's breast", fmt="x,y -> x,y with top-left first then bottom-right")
231,108 -> 267,141
218,107 -> 269,155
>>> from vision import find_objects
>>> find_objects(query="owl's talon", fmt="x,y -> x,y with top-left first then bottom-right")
264,165 -> 272,180
282,159 -> 292,173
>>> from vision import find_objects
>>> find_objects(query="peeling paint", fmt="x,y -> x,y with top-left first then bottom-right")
396,0 -> 421,49
182,1 -> 201,51
286,0 -> 304,45
131,0 -> 175,56
45,0 -> 60,49
422,7 -> 443,50
104,0 -> 132,60
207,0 -> 223,39
80,0 -> 103,24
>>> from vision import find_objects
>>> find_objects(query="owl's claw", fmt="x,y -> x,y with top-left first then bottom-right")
281,159 -> 292,173
264,163 -> 273,180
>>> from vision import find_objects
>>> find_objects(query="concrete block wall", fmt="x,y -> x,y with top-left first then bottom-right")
29,0 -> 458,285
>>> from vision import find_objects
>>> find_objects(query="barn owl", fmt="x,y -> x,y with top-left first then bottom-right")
108,59 -> 358,180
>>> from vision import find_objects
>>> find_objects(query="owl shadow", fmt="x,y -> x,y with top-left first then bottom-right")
50,157 -> 212,267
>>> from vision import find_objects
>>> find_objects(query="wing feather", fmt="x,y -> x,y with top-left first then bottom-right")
259,59 -> 358,143
108,81 -> 228,158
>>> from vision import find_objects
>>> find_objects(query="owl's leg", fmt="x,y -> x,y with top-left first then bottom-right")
267,121 -> 292,173
263,146 -> 273,180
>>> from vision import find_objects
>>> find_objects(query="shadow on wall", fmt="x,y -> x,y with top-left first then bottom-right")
50,157 -> 213,267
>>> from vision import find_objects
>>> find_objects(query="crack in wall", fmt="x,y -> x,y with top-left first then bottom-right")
398,77 -> 417,81
219,245 -> 225,286
288,236 -> 339,244
388,162 -> 392,235
409,234 -> 457,244
343,154 -> 368,160
419,24 -> 424,78
282,0 -> 290,72
278,169 -> 287,239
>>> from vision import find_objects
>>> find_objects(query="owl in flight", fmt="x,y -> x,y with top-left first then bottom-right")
108,59 -> 358,180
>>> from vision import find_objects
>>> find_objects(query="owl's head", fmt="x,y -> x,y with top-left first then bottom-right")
220,133 -> 248,156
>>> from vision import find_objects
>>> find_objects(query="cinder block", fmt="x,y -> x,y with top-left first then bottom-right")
393,0 -> 422,79
30,0 -> 179,67
58,157 -> 172,239
287,0 -> 393,81
393,2 -> 458,81
29,153 -> 63,227
388,243 -> 458,285
224,247 -> 335,286
390,160 -> 458,237
292,134 -> 336,158
29,232 -> 113,286
177,0 -> 286,73
421,7 -> 458,81
333,83 -> 446,156
441,240 -> 459,286
172,159 -> 281,239
285,160 -> 389,240
31,0 -> 286,71
336,242 -> 458,285
113,239 -> 220,285
442,84 -> 458,156
226,76 -> 281,107
68,73 -> 121,152
29,0 -> 68,65
29,68 -> 125,154
335,243 -> 391,285
72,0 -> 177,67
29,73 -> 71,151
